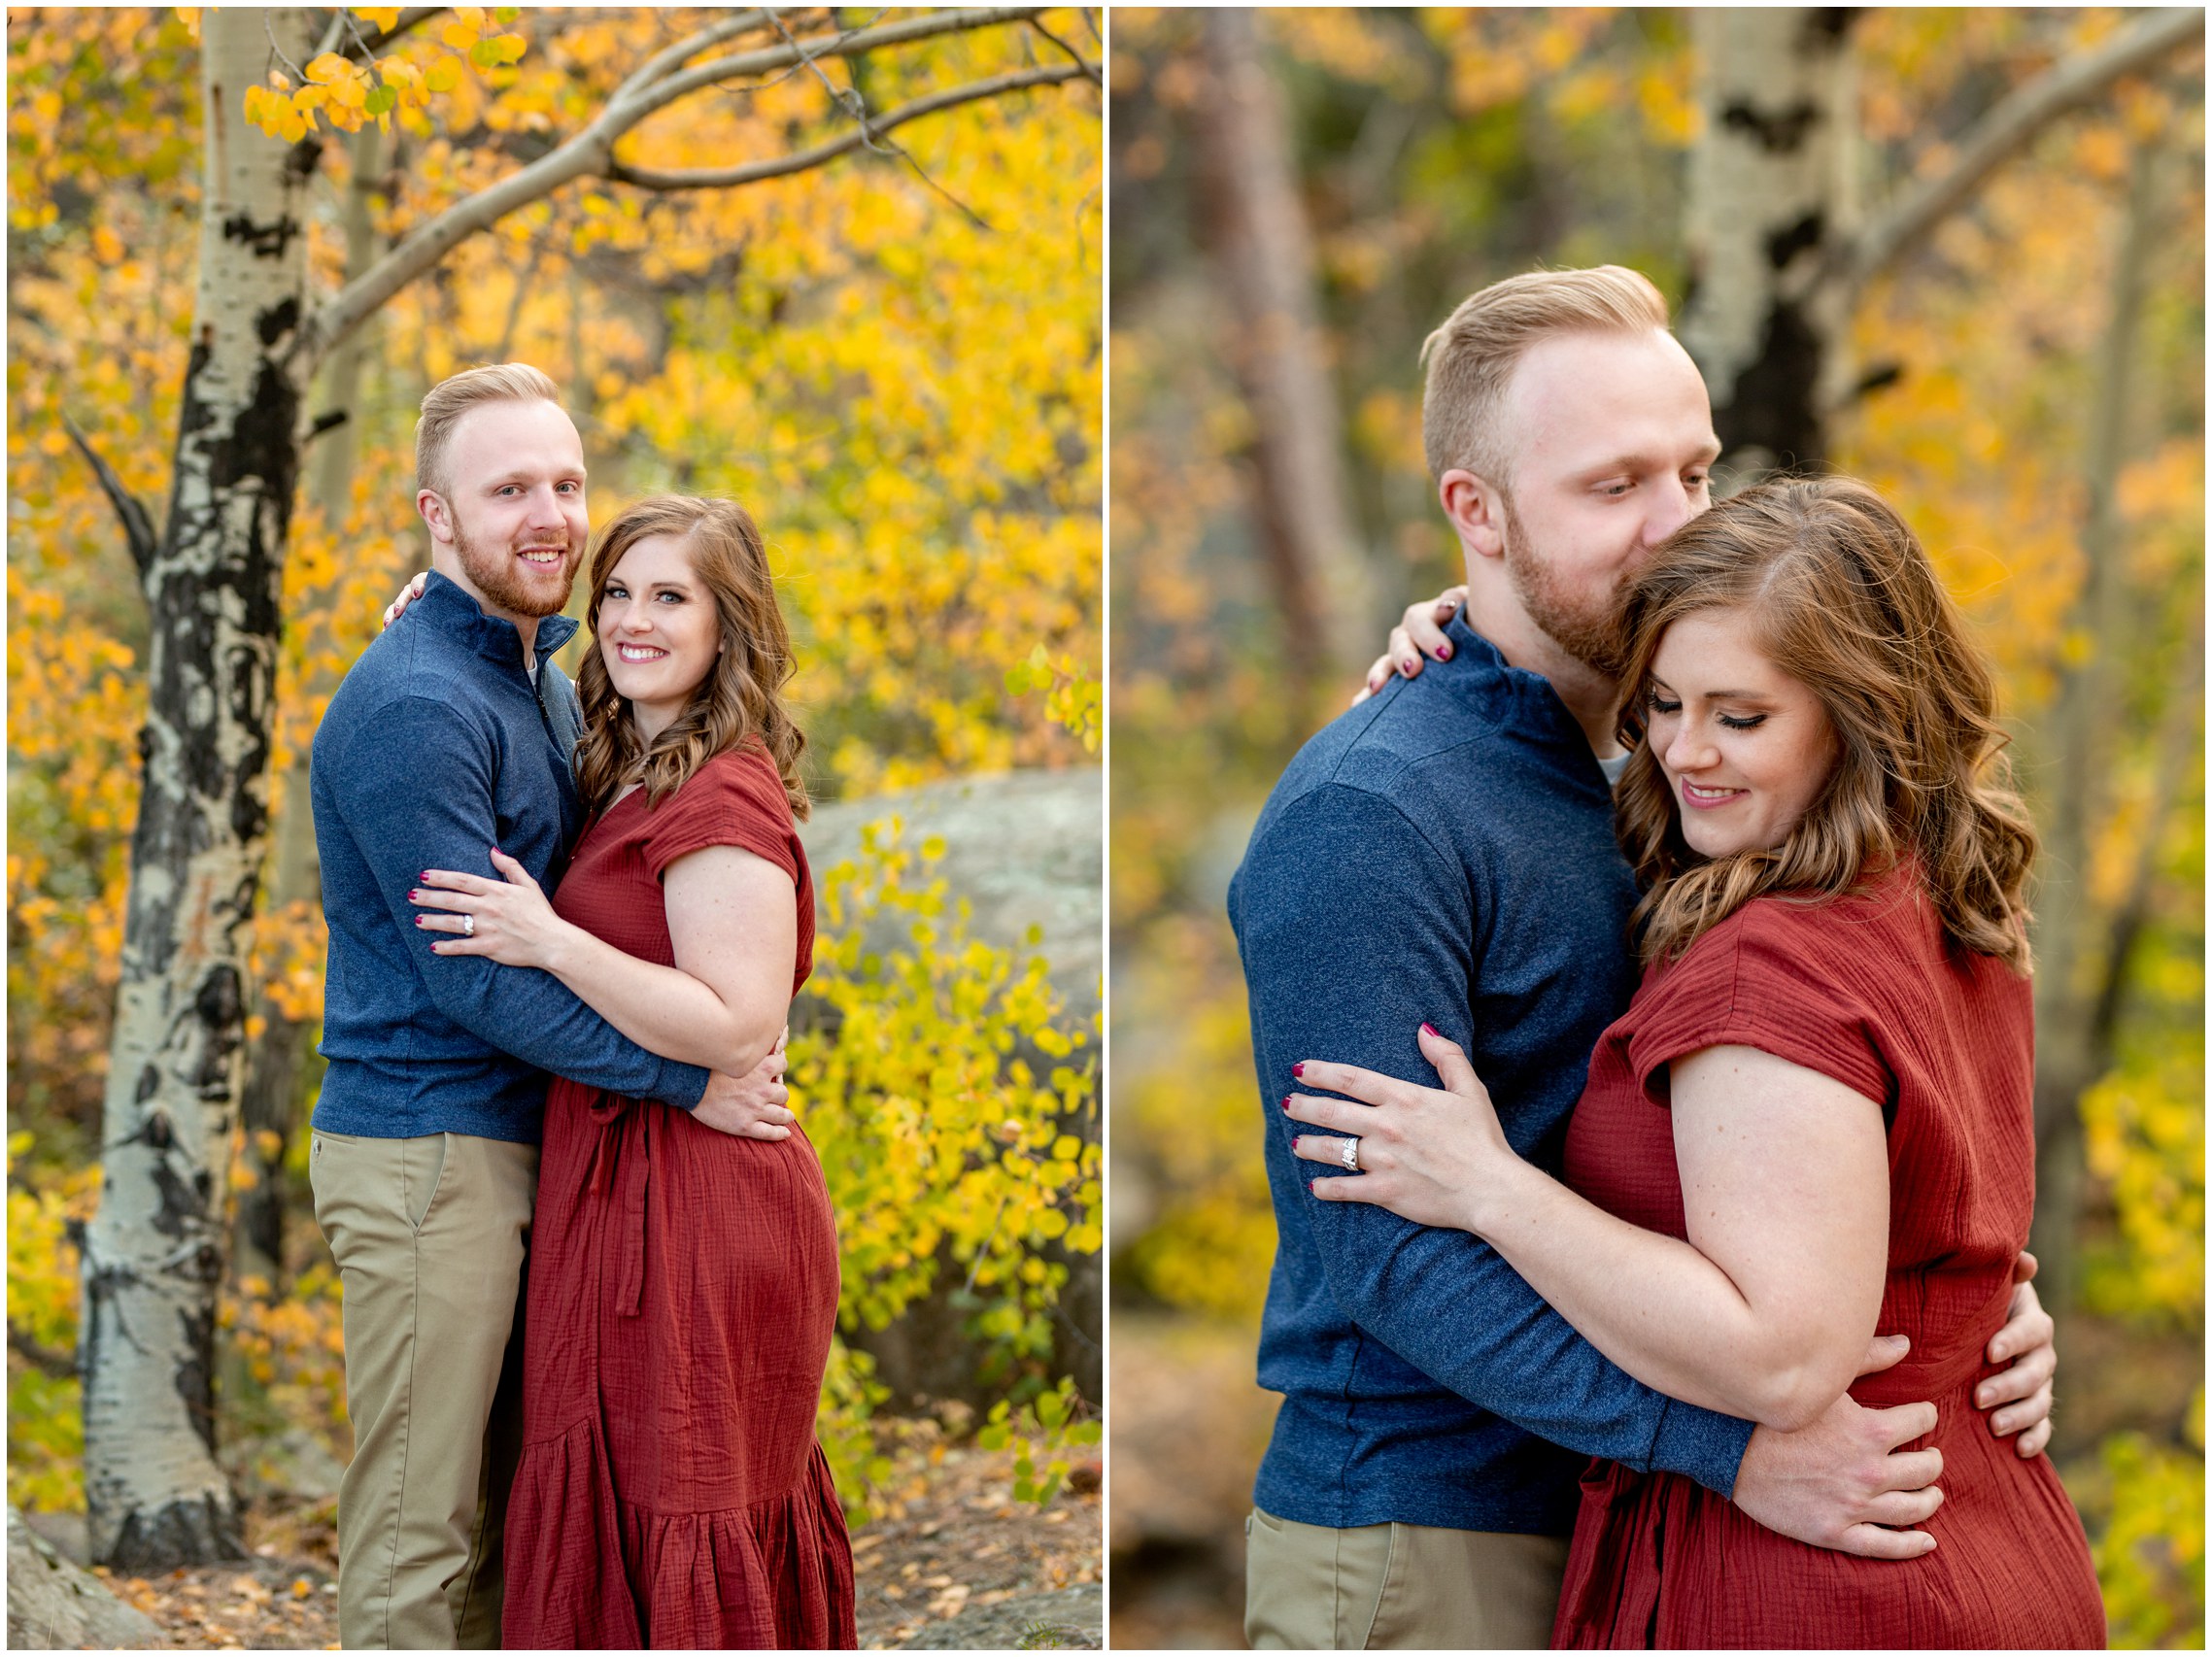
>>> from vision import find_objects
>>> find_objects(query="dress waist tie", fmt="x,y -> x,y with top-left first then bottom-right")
583,1097 -> 652,1319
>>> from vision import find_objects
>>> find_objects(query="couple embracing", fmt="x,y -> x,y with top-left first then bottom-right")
1234,268 -> 2105,1647
308,365 -> 854,1649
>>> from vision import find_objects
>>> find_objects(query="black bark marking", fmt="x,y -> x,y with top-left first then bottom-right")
221,211 -> 302,259
1719,100 -> 1821,153
1853,361 -> 1905,400
105,1492 -> 243,1572
149,1158 -> 202,1238
256,294 -> 301,347
135,1064 -> 161,1103
1765,211 -> 1825,271
192,965 -> 246,1094
143,1109 -> 173,1150
1714,299 -> 1826,472
1804,9 -> 1858,45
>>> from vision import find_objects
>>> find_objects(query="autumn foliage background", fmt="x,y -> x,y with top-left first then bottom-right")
1108,8 -> 2202,1647
8,5 -> 1101,1537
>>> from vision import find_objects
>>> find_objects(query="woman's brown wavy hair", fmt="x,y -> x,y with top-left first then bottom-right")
1613,476 -> 2036,971
571,495 -> 809,823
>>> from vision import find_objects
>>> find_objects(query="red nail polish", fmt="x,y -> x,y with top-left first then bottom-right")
1307,1179 -> 1315,1195
1280,1096 -> 1291,1111
1437,643 -> 1452,659
1291,1063 -> 1305,1078
1421,1022 -> 1440,1037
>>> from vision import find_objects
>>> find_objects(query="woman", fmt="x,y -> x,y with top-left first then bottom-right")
408,496 -> 855,1649
1282,478 -> 2103,1647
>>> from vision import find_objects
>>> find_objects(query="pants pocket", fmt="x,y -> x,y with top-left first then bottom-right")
408,1132 -> 452,1232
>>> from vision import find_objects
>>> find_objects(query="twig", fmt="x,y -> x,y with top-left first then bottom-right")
1027,16 -> 1101,84
8,1327 -> 77,1381
262,11 -> 310,85
610,62 -> 1087,209
60,416 -> 159,576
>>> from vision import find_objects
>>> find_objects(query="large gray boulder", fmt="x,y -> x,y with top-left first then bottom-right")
799,768 -> 1102,1026
8,1505 -> 163,1649
797,768 -> 1103,1408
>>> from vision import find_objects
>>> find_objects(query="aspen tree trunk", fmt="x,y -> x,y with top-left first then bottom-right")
234,122 -> 385,1293
81,7 -> 316,1570
1679,8 -> 1859,478
1189,7 -> 1375,687
2025,135 -> 2162,1316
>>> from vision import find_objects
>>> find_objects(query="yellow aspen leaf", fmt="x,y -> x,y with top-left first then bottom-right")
440,20 -> 481,51
329,74 -> 368,110
353,7 -> 401,29
304,51 -> 352,85
424,56 -> 463,93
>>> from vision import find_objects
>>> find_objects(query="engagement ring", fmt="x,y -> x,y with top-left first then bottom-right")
1341,1137 -> 1360,1173
461,914 -> 475,938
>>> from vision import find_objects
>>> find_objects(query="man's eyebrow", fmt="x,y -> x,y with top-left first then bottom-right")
481,464 -> 587,487
1575,443 -> 1721,479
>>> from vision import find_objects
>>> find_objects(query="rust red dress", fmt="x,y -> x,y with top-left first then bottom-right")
502,746 -> 857,1650
1552,870 -> 2104,1649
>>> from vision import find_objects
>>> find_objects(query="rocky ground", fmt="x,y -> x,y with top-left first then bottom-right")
22,1418 -> 1101,1651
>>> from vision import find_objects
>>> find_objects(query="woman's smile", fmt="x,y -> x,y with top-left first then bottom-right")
1646,607 -> 1839,858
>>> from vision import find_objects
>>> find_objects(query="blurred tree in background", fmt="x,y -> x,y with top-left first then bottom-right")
9,3 -> 1100,1572
1108,8 -> 2200,1646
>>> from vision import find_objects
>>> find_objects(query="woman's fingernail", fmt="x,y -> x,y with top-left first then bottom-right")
1437,643 -> 1452,659
414,917 -> 425,927
1280,1096 -> 1291,1112
1290,1063 -> 1305,1078
1421,1022 -> 1440,1037
1402,657 -> 1417,673
1307,1179 -> 1316,1195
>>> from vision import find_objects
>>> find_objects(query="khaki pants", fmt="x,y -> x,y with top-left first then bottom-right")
312,1131 -> 537,1650
1243,1506 -> 1569,1650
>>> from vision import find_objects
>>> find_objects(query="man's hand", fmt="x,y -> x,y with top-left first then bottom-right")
1351,587 -> 1468,707
692,1028 -> 793,1139
1731,1334 -> 1943,1559
1978,1252 -> 2057,1458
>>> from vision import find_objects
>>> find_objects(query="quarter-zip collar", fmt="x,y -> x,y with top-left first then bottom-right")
409,569 -> 580,675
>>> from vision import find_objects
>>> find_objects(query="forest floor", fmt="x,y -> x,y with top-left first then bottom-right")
80,1415 -> 1102,1651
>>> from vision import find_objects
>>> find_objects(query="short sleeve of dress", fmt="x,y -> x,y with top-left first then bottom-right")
636,746 -> 803,885
1625,897 -> 1896,1113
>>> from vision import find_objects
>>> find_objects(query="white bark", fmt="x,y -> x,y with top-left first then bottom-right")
1680,8 -> 1858,477
81,6 -> 316,1571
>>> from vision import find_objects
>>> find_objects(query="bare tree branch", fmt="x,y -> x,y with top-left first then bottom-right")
608,61 -> 1091,192
1028,14 -> 1103,84
1838,7 -> 2203,302
60,415 -> 159,575
9,1327 -> 77,1381
613,9 -> 778,105
358,8 -> 446,58
625,7 -> 1043,124
300,7 -> 1066,367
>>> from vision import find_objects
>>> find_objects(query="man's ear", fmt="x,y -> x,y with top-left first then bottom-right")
417,488 -> 454,547
1440,469 -> 1508,563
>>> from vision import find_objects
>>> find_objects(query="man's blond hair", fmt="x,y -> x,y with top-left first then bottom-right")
415,362 -> 563,496
1419,266 -> 1671,490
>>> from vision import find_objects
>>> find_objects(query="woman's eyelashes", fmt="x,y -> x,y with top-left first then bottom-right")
1644,689 -> 1766,730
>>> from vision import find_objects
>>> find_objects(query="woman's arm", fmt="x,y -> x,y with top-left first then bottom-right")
412,842 -> 795,1076
1284,1030 -> 1889,1431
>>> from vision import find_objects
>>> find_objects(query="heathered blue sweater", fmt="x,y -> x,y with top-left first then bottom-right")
1229,617 -> 1754,1536
309,572 -> 710,1143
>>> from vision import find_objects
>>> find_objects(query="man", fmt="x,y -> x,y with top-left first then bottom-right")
308,364 -> 791,1648
1230,269 -> 2058,1648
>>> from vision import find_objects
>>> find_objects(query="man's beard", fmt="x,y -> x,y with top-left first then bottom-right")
454,517 -> 578,620
1500,491 -> 1628,677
